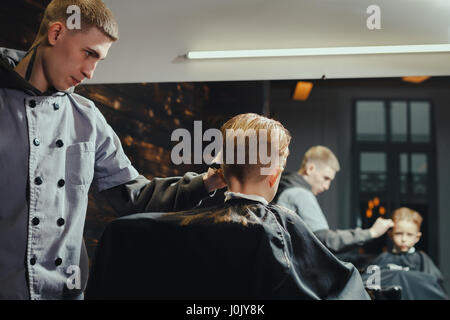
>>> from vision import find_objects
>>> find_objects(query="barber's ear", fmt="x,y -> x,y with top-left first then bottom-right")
306,162 -> 315,175
47,22 -> 65,45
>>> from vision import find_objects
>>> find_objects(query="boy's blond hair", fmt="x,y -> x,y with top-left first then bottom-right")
392,207 -> 423,230
34,0 -> 119,45
170,113 -> 291,227
299,145 -> 340,174
220,113 -> 291,185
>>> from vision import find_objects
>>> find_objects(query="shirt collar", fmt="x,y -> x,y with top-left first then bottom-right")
297,174 -> 312,191
224,191 -> 268,205
392,246 -> 416,254
0,47 -> 75,96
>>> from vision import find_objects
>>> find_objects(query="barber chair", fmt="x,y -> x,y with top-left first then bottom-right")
85,212 -> 283,299
362,269 -> 447,300
365,286 -> 402,300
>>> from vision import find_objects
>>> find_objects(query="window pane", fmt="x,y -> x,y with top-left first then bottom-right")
390,101 -> 407,142
410,101 -> 430,143
400,153 -> 408,194
356,101 -> 386,141
360,152 -> 387,193
411,153 -> 427,194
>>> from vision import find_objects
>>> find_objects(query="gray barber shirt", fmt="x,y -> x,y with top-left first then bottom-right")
1,47 -> 211,300
275,172 -> 372,253
0,87 -> 139,299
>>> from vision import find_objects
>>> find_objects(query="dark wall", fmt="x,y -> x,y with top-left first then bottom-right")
0,0 -> 51,50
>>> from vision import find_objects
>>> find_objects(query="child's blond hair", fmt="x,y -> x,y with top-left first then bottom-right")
392,207 -> 423,230
220,113 -> 291,185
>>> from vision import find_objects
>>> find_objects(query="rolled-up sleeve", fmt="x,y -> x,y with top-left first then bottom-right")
92,107 -> 139,192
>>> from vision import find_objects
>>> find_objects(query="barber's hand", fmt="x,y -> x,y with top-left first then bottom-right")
369,217 -> 394,238
203,167 -> 227,193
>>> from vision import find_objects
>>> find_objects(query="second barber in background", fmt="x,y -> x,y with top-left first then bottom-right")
274,145 -> 394,253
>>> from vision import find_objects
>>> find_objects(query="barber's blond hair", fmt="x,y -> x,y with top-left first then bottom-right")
34,0 -> 119,45
220,113 -> 291,185
392,207 -> 423,230
299,145 -> 340,174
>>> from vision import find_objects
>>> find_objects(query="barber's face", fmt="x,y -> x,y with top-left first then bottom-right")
44,25 -> 112,91
305,163 -> 336,195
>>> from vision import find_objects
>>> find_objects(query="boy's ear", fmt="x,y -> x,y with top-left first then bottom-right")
411,231 -> 422,247
268,167 -> 282,188
387,229 -> 393,239
415,232 -> 422,243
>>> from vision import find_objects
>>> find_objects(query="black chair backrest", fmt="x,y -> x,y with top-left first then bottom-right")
86,213 -> 279,299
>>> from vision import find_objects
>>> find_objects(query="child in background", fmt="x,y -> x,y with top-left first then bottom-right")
367,207 -> 447,299
374,207 -> 440,275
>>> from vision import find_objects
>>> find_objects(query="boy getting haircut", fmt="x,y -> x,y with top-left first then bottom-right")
362,207 -> 448,299
86,113 -> 370,300
390,207 -> 423,253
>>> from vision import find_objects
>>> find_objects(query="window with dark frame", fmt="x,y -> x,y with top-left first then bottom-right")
352,99 -> 437,261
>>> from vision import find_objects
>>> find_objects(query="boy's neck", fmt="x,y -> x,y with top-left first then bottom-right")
228,186 -> 268,202
224,190 -> 268,205
227,178 -> 270,203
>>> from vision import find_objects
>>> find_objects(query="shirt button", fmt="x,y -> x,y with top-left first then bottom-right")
29,100 -> 36,108
55,258 -> 62,266
57,218 -> 65,227
35,177 -> 43,185
53,103 -> 60,110
33,138 -> 40,146
32,217 -> 40,226
56,139 -> 64,148
30,256 -> 37,265
58,179 -> 65,187
273,237 -> 284,248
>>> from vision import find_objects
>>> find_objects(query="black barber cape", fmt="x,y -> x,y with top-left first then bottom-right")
85,198 -> 370,299
361,250 -> 448,300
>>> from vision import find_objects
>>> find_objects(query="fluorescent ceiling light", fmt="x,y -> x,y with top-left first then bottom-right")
186,44 -> 450,59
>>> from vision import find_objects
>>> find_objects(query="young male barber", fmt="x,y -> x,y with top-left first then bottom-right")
0,0 -> 225,299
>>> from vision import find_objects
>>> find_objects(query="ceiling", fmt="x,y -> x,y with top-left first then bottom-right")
86,0 -> 450,84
